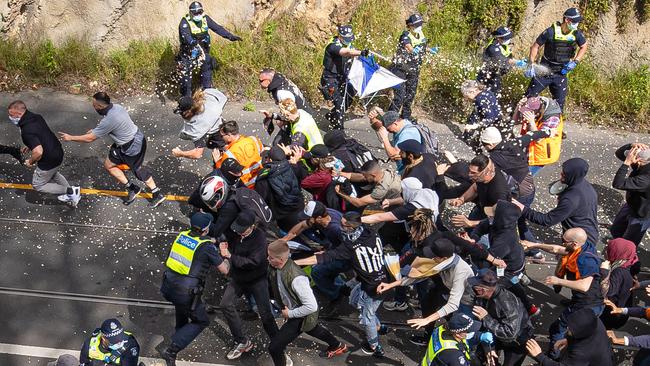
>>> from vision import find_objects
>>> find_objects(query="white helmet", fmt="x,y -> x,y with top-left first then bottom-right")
200,175 -> 229,211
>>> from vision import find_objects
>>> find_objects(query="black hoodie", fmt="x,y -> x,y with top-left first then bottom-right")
472,200 -> 525,274
523,158 -> 599,244
267,72 -> 308,110
613,143 -> 650,219
534,308 -> 613,366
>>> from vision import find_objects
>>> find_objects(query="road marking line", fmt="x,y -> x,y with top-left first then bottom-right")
0,217 -> 181,235
0,342 -> 232,365
0,182 -> 189,202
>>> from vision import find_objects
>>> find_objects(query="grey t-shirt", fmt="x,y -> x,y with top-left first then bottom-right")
92,104 -> 138,146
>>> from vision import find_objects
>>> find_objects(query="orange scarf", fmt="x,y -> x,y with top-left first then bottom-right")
556,246 -> 583,279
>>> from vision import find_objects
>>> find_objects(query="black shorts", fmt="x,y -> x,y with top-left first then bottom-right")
108,137 -> 147,170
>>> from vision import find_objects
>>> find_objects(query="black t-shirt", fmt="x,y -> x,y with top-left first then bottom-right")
322,40 -> 350,79
402,153 -> 437,189
18,110 -> 64,170
391,202 -> 418,221
317,226 -> 388,297
476,167 -> 511,210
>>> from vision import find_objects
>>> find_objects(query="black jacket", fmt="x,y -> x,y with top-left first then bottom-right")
434,161 -> 473,200
612,143 -> 650,219
266,72 -> 308,111
257,160 -> 303,209
229,228 -> 269,284
472,200 -> 525,274
534,308 -> 613,366
488,131 -> 548,183
477,286 -> 532,344
523,158 -> 599,244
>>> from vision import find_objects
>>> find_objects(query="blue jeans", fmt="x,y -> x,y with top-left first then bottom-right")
350,283 -> 383,347
311,259 -> 352,300
548,304 -> 605,359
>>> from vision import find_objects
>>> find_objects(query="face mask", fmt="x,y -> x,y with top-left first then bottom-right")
343,226 -> 363,242
413,26 -> 423,34
568,22 -> 579,31
502,39 -> 511,45
465,332 -> 475,340
8,116 -> 20,125
193,15 -> 203,22
108,340 -> 126,351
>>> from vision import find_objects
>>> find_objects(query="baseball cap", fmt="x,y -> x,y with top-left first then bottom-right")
468,268 -> 498,288
447,312 -> 481,333
480,127 -> 502,145
174,96 -> 193,114
230,210 -> 257,235
338,25 -> 355,43
47,354 -> 78,366
397,139 -> 424,154
518,97 -> 542,113
380,111 -> 400,127
299,201 -> 327,220
303,144 -> 330,159
563,7 -> 583,22
492,26 -> 513,40
100,318 -> 128,344
221,158 -> 243,175
190,212 -> 213,231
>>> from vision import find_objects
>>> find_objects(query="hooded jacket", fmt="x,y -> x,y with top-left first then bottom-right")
257,160 -> 303,208
267,72 -> 308,110
488,131 -> 549,183
613,143 -> 650,219
523,158 -> 599,244
472,200 -> 525,274
401,177 -> 439,213
534,308 -> 613,366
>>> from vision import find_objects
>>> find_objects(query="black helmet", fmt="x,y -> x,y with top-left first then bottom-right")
189,1 -> 204,16
406,14 -> 424,27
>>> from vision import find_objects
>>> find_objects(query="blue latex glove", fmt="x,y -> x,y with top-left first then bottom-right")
190,46 -> 201,59
429,46 -> 440,55
412,45 -> 423,55
480,332 -> 494,345
514,59 -> 528,68
561,60 -> 578,75
524,65 -> 536,78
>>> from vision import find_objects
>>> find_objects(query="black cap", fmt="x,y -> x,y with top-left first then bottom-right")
447,312 -> 481,333
303,144 -> 330,159
100,318 -> 128,344
47,355 -> 78,366
230,210 -> 257,235
406,13 -> 424,27
492,26 -> 513,40
221,158 -> 243,175
268,145 -> 287,161
190,212 -> 213,231
397,139 -> 423,154
189,1 -> 203,15
299,201 -> 327,220
338,25 -> 355,43
323,130 -> 346,150
174,96 -> 193,114
380,111 -> 400,127
468,268 -> 498,288
563,7 -> 583,22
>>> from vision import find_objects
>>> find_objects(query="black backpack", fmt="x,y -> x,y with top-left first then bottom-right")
231,188 -> 273,225
344,139 -> 377,172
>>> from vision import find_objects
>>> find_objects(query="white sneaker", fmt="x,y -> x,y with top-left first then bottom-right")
57,186 -> 81,207
285,353 -> 293,366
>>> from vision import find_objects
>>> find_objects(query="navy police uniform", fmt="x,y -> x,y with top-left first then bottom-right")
526,8 -> 586,111
476,27 -> 514,97
79,319 -> 140,366
178,1 -> 241,97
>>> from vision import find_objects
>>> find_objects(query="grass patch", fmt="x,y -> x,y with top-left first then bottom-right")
0,0 -> 647,127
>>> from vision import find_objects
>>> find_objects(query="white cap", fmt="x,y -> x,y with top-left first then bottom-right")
480,127 -> 502,145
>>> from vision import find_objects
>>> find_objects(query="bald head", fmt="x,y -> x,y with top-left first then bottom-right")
563,228 -> 588,249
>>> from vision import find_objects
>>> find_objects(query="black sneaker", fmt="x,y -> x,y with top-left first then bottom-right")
241,309 -> 259,321
149,192 -> 167,208
409,334 -> 429,346
124,185 -> 142,205
360,342 -> 384,358
159,348 -> 177,366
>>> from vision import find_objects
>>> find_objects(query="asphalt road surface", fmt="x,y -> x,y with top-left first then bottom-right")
0,89 -> 648,365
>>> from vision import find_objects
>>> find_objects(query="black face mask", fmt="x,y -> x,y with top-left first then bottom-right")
95,104 -> 113,116
224,173 -> 241,186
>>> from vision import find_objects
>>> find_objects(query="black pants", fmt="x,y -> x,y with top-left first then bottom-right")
389,66 -> 420,120
494,340 -> 528,366
220,277 -> 278,344
420,276 -> 450,335
320,76 -> 355,130
268,318 -> 339,366
610,203 -> 650,246
160,278 -> 210,350
178,50 -> 215,97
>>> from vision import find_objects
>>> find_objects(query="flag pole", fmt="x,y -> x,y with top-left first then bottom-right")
369,50 -> 391,62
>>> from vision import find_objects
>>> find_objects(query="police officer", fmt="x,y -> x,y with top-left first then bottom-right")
79,318 -> 141,366
476,26 -> 527,98
525,7 -> 588,111
421,312 -> 478,366
320,25 -> 367,130
178,1 -> 242,97
388,14 -> 437,122
159,212 -> 230,366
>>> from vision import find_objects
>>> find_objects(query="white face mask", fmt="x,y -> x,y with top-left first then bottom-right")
413,26 -> 423,33
8,116 -> 20,125
501,39 -> 511,45
568,22 -> 579,31
465,332 -> 475,340
192,15 -> 203,22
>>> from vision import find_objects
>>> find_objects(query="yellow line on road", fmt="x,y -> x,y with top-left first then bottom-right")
0,182 -> 189,202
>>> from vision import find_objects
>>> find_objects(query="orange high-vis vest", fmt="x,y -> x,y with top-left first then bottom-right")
216,135 -> 264,189
523,114 -> 564,167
